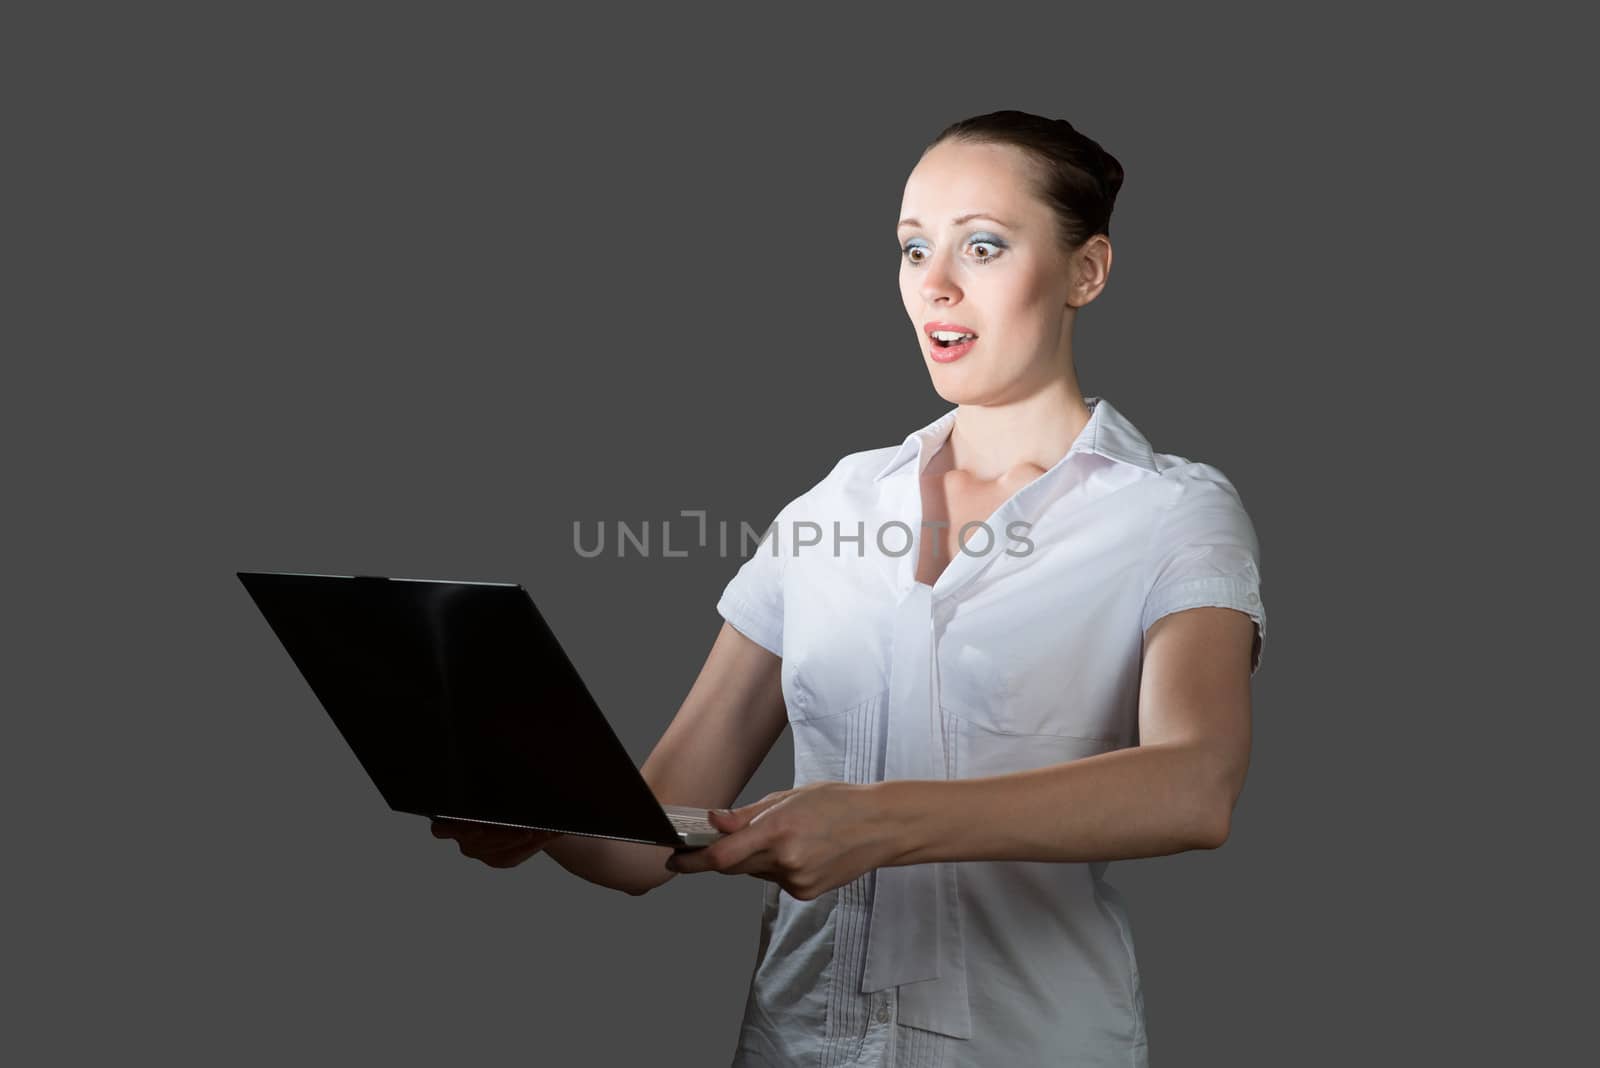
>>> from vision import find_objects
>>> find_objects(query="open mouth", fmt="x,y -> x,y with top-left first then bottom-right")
930,331 -> 978,348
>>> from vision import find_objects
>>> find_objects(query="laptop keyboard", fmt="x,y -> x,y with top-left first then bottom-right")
662,805 -> 714,833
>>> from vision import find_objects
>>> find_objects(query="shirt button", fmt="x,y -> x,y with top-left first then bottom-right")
876,1003 -> 890,1023
1247,592 -> 1259,604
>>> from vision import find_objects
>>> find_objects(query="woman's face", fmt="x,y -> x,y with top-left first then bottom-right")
897,139 -> 1101,404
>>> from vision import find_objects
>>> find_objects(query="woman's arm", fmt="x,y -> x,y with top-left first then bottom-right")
877,606 -> 1255,865
666,606 -> 1256,901
543,621 -> 789,895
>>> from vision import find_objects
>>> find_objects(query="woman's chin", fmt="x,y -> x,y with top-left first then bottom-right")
929,375 -> 985,406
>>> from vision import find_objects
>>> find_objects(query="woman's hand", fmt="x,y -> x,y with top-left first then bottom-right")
431,818 -> 564,869
664,782 -> 899,900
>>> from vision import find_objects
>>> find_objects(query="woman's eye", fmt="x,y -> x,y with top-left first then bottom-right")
967,234 -> 1007,263
899,237 -> 1004,266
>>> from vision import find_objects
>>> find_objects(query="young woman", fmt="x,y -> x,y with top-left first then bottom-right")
434,110 -> 1266,1067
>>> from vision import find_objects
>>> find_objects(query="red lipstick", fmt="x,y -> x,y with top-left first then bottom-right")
924,321 -> 979,363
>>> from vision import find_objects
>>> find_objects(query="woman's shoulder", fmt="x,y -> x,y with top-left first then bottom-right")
1139,450 -> 1261,567
784,443 -> 903,505
1146,450 -> 1255,513
763,448 -> 897,535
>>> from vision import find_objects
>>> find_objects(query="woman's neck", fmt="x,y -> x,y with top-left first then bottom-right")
942,385 -> 1094,483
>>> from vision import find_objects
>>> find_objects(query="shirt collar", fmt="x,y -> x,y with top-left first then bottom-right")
870,395 -> 1159,483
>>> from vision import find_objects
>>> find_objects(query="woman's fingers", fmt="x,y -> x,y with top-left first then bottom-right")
430,819 -> 561,867
469,831 -> 560,868
431,818 -> 510,843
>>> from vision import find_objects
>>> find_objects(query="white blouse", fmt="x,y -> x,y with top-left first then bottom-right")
716,396 -> 1265,1068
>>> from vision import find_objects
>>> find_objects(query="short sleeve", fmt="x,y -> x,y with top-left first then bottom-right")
1141,466 -> 1267,675
715,502 -> 791,658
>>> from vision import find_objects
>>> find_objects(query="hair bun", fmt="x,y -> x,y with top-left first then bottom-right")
1092,142 -> 1125,200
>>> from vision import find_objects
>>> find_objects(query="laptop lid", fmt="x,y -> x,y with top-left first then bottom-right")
237,570 -> 687,847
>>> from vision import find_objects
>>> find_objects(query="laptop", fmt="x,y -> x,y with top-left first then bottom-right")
237,570 -> 722,849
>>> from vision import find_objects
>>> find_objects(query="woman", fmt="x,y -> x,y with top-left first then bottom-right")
434,110 -> 1266,1067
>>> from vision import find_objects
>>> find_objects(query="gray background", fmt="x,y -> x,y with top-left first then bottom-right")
6,4 -> 1585,1065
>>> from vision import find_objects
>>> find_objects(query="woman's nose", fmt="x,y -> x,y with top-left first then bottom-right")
920,249 -> 962,304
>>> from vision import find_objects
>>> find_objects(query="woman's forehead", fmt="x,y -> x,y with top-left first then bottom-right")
901,142 -> 1043,227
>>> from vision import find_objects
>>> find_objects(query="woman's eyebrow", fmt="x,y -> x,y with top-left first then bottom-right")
897,213 -> 1017,230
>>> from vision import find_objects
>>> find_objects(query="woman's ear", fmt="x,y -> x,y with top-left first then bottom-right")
1067,235 -> 1113,308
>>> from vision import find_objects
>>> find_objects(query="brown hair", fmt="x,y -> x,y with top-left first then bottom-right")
927,110 -> 1125,252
